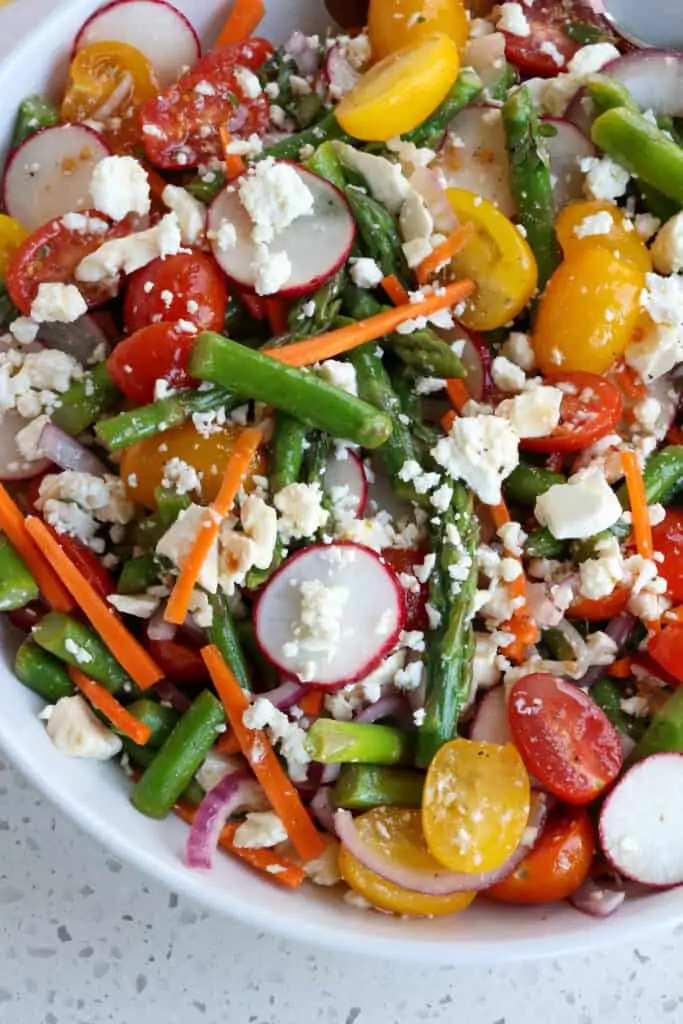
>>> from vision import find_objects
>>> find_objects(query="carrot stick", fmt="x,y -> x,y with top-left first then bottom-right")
440,409 -> 456,434
216,0 -> 265,46
416,222 -> 476,285
24,517 -> 163,689
620,450 -> 654,560
299,689 -> 323,716
0,485 -> 73,613
265,297 -> 289,336
490,502 -> 511,530
174,801 -> 306,889
215,730 -> 243,756
380,274 -> 410,306
219,126 -> 246,180
164,428 -> 262,625
201,645 -> 325,862
265,279 -> 475,368
607,657 -> 633,679
69,668 -> 152,746
446,377 -> 470,414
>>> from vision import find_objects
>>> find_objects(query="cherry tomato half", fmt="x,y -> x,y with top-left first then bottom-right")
649,623 -> 683,685
567,583 -> 631,623
146,637 -> 209,685
381,547 -> 428,631
107,321 -> 199,404
508,674 -> 623,806
123,251 -> 228,334
6,211 -> 130,313
652,510 -> 683,604
190,38 -> 274,78
487,806 -> 594,904
368,0 -> 469,60
521,371 -> 623,453
44,524 -> 115,601
502,0 -> 609,77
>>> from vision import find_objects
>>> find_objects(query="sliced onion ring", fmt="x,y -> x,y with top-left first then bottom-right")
186,771 -> 263,870
355,694 -> 412,727
310,785 -> 337,833
266,679 -> 307,711
38,422 -> 108,476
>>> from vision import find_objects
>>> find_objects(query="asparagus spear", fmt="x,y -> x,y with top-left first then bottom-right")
334,764 -> 425,810
504,464 -> 566,505
263,112 -> 350,161
95,383 -> 239,450
306,719 -> 411,765
592,107 -> 683,204
287,268 -> 345,341
502,85 -> 561,292
632,686 -> 683,761
402,69 -> 483,148
117,554 -> 161,595
306,140 -> 346,189
51,363 -> 121,437
344,186 -> 410,283
616,445 -> 683,509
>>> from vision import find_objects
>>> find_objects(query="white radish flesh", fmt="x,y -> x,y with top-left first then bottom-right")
600,753 -> 683,887
254,542 -> 405,689
0,409 -> 51,480
324,44 -> 360,98
469,687 -> 512,745
543,119 -> 596,209
74,0 -> 200,88
208,164 -> 356,298
324,448 -> 367,518
2,125 -> 110,233
438,323 -> 491,402
437,107 -> 516,218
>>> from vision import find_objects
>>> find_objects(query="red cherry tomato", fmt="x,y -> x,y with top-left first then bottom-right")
5,212 -> 131,314
502,0 -> 610,77
44,524 -> 115,601
147,637 -> 210,685
521,371 -> 623,453
652,510 -> 683,603
508,673 -> 623,805
649,624 -> 683,685
7,599 -> 48,632
487,805 -> 594,904
567,583 -> 631,622
381,548 -> 428,631
123,251 -> 228,333
190,38 -> 274,78
107,321 -> 198,404
140,68 -> 270,170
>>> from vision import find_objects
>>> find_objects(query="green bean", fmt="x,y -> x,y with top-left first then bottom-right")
542,627 -> 578,662
263,112 -> 349,160
126,699 -> 179,747
122,739 -> 206,805
592,107 -> 683,204
32,611 -> 134,695
617,445 -> 683,508
306,140 -> 346,189
269,410 -> 308,495
402,69 -> 484,148
294,92 -> 325,129
235,619 -> 279,690
638,182 -> 680,223
502,86 -> 561,291
15,639 -> 75,702
206,592 -> 251,693
189,333 -> 393,449
306,719 -> 411,765
525,526 -> 567,559
504,464 -> 566,505
12,94 -> 59,148
592,678 -> 648,743
95,384 -> 239,450
51,363 -> 121,437
0,534 -> 39,611
185,171 -> 226,205
344,186 -> 409,282
131,690 -> 226,818
334,764 -> 424,810
154,486 -> 191,524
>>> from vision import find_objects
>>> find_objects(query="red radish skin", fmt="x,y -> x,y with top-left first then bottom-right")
74,0 -> 200,88
599,754 -> 683,888
207,163 -> 356,298
253,541 -> 406,690
324,448 -> 368,519
2,125 -> 111,233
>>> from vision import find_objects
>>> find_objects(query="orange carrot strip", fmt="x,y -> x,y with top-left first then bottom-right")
201,645 -> 325,862
265,297 -> 289,336
416,222 -> 475,285
380,274 -> 410,306
299,689 -> 323,716
446,377 -> 470,414
215,730 -> 243,755
440,409 -> 456,434
0,485 -> 73,613
620,450 -> 654,560
490,502 -> 511,530
608,657 -> 633,679
24,517 -> 164,689
219,126 -> 246,179
69,668 -> 152,746
164,428 -> 262,625
216,0 -> 265,46
174,801 -> 305,889
264,279 -> 475,367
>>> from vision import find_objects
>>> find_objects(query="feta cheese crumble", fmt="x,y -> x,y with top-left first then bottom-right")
431,414 -> 520,505
30,283 -> 87,324
90,155 -> 151,221
535,468 -> 622,539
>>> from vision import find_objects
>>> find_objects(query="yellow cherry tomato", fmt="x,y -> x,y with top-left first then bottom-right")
368,0 -> 469,60
0,214 -> 27,277
120,421 -> 265,509
445,188 -> 538,330
339,807 -> 477,917
335,33 -> 460,142
422,739 -> 530,874
555,200 -> 653,274
533,247 -> 646,376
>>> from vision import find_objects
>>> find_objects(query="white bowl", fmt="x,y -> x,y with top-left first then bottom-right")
1,0 -> 681,963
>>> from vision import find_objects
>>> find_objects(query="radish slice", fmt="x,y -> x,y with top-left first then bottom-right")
324,44 -> 360,97
324,448 -> 367,518
543,119 -> 596,209
438,323 -> 491,402
469,687 -> 512,745
600,753 -> 683,887
2,126 -> 110,233
462,32 -> 508,93
437,107 -> 516,218
74,0 -> 200,88
254,541 -> 405,689
0,409 -> 51,481
208,164 -> 356,298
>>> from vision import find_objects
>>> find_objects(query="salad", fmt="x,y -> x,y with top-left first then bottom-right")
2,0 -> 683,920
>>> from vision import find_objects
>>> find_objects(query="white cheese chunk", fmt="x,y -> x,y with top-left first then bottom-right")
495,3 -> 530,36
162,184 -> 206,246
107,593 -> 161,618
497,386 -> 563,438
30,283 -> 87,324
233,811 -> 287,849
90,155 -> 151,221
535,468 -> 622,540
625,322 -> 683,383
431,414 -> 519,505
156,503 -> 219,593
349,257 -> 383,289
76,213 -> 183,284
274,482 -> 329,542
242,697 -> 311,781
580,156 -> 630,202
45,695 -> 122,760
238,158 -> 314,245
651,211 -> 683,275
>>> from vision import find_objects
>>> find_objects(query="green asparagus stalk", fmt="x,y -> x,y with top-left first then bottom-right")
263,112 -> 350,161
402,69 -> 483,148
95,383 -> 239,450
504,464 -> 566,505
616,445 -> 683,509
306,719 -> 411,765
592,678 -> 648,743
206,593 -> 252,693
334,764 -> 425,810
32,611 -> 134,695
287,268 -> 345,341
344,186 -> 410,283
592,107 -> 683,204
15,639 -> 75,702
306,140 -> 346,189
632,686 -> 683,761
51,363 -> 121,437
117,554 -> 161,595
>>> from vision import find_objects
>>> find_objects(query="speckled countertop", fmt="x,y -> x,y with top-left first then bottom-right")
1,755 -> 682,1024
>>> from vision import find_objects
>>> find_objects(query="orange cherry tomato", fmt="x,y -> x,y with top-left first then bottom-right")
521,371 -> 623,454
533,247 -> 645,376
120,420 -> 265,509
556,200 -> 653,274
62,41 -> 159,153
487,806 -> 594,904
0,215 -> 27,277
652,510 -> 683,604
338,807 -> 477,916
368,0 -> 469,60
567,583 -> 631,622
422,739 -> 530,873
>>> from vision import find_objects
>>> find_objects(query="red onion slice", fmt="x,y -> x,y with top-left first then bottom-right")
334,795 -> 549,896
569,877 -> 626,918
310,785 -> 337,833
38,422 -> 108,476
147,611 -> 177,643
355,694 -> 413,727
186,771 -> 263,869
266,679 -> 307,711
